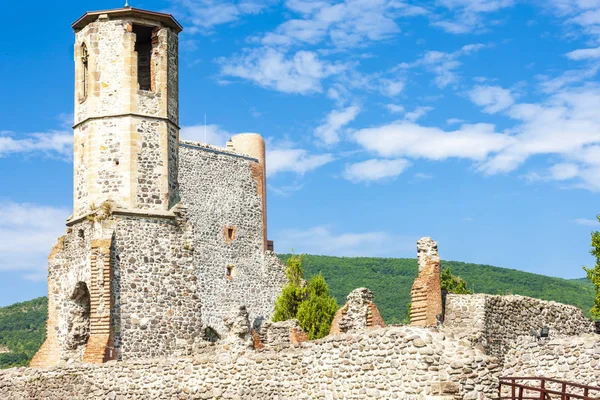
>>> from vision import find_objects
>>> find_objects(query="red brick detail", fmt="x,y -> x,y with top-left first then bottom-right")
83,238 -> 116,363
289,328 -> 309,344
251,329 -> 264,350
328,304 -> 348,335
367,303 -> 386,329
410,259 -> 442,327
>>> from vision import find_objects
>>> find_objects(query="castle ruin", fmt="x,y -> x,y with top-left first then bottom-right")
31,7 -> 286,367
2,5 -> 599,400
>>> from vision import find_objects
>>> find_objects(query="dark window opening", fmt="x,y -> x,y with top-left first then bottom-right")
227,227 -> 234,240
133,25 -> 153,91
78,229 -> 85,239
204,327 -> 220,343
226,264 -> 235,280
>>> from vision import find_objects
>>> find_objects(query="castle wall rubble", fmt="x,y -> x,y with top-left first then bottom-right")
1,326 -> 501,400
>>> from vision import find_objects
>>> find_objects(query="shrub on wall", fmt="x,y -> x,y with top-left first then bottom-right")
584,215 -> 600,320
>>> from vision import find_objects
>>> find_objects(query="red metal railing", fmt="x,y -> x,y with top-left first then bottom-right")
499,377 -> 600,400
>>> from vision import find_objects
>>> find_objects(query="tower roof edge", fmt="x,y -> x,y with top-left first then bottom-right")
72,7 -> 183,33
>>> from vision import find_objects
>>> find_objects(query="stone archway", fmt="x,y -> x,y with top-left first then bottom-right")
65,281 -> 91,353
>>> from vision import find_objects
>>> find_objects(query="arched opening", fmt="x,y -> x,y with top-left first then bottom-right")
66,282 -> 91,351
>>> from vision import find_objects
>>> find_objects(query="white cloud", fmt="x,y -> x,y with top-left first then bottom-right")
274,225 -> 411,257
400,44 -> 488,88
180,124 -> 232,147
314,105 -> 360,145
352,121 -> 512,161
566,46 -> 600,60
343,158 -> 411,183
468,85 -> 515,113
447,118 -> 465,125
385,104 -> 405,114
0,202 -> 70,279
573,217 -> 600,227
0,131 -> 72,160
267,147 -> 335,177
170,0 -> 273,33
404,106 -> 434,122
433,0 -> 515,34
219,48 -> 344,94
259,0 -> 427,49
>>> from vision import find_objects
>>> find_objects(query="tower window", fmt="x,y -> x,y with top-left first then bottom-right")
132,25 -> 154,91
81,43 -> 89,100
224,225 -> 237,243
226,264 -> 236,280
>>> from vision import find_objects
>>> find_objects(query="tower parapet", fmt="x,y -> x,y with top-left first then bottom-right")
71,8 -> 182,219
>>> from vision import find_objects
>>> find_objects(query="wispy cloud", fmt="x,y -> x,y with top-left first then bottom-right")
432,0 -> 515,34
275,225 -> 412,257
0,202 -> 70,280
343,158 -> 411,183
0,131 -> 72,160
468,85 -> 515,113
572,217 -> 600,227
267,146 -> 335,177
219,48 -> 345,94
180,124 -> 232,147
314,105 -> 360,145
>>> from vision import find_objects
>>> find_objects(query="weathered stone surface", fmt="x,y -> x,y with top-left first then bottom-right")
2,326 -> 502,400
330,288 -> 386,334
410,237 -> 443,327
222,305 -> 253,351
443,293 -> 595,361
258,319 -> 309,347
501,334 -> 600,396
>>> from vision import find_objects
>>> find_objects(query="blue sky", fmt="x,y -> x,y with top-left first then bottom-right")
1,0 -> 600,306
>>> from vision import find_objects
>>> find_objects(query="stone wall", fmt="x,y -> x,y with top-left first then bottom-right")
2,326 -> 501,400
179,142 -> 286,334
502,334 -> 600,394
443,294 -> 595,360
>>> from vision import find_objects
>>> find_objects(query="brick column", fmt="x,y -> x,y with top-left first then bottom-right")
410,237 -> 443,327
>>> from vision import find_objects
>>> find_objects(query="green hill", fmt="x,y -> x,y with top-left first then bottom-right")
0,257 -> 595,369
0,297 -> 47,369
279,255 -> 596,324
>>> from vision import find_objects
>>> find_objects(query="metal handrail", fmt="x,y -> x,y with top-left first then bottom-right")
499,377 -> 600,400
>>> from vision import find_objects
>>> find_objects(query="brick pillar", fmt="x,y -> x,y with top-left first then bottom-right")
410,237 -> 443,326
82,236 -> 117,363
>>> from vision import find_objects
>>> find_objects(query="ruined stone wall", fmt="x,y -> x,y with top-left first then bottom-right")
443,294 -> 595,360
179,142 -> 286,335
410,237 -> 443,326
3,326 -> 501,400
111,215 -> 202,360
502,334 -> 600,394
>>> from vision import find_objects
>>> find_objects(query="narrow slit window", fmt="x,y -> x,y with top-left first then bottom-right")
132,25 -> 153,91
227,227 -> 234,240
226,264 -> 236,280
81,43 -> 89,100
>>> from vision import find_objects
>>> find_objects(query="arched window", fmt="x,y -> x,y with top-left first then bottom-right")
81,43 -> 89,100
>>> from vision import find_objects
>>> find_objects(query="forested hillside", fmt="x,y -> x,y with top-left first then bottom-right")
0,256 -> 595,369
0,297 -> 47,368
278,254 -> 596,324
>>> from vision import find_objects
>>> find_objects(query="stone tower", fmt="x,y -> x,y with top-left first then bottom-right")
71,8 -> 182,218
31,6 -> 286,368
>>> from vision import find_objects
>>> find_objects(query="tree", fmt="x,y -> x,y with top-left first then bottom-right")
296,273 -> 338,339
583,215 -> 600,320
272,254 -> 307,322
441,267 -> 473,295
272,255 -> 338,339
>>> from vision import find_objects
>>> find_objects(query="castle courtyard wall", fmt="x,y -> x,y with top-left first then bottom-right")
443,294 -> 594,360
0,326 -> 501,400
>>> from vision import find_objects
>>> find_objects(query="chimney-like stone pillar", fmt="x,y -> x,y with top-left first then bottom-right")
410,237 -> 443,326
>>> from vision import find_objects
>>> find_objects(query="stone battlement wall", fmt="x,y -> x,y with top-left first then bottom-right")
443,294 -> 594,360
0,326 -> 501,400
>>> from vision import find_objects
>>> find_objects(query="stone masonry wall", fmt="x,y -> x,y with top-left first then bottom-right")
410,237 -> 443,327
2,326 -> 501,400
179,142 -> 286,335
502,334 -> 600,396
443,294 -> 595,360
